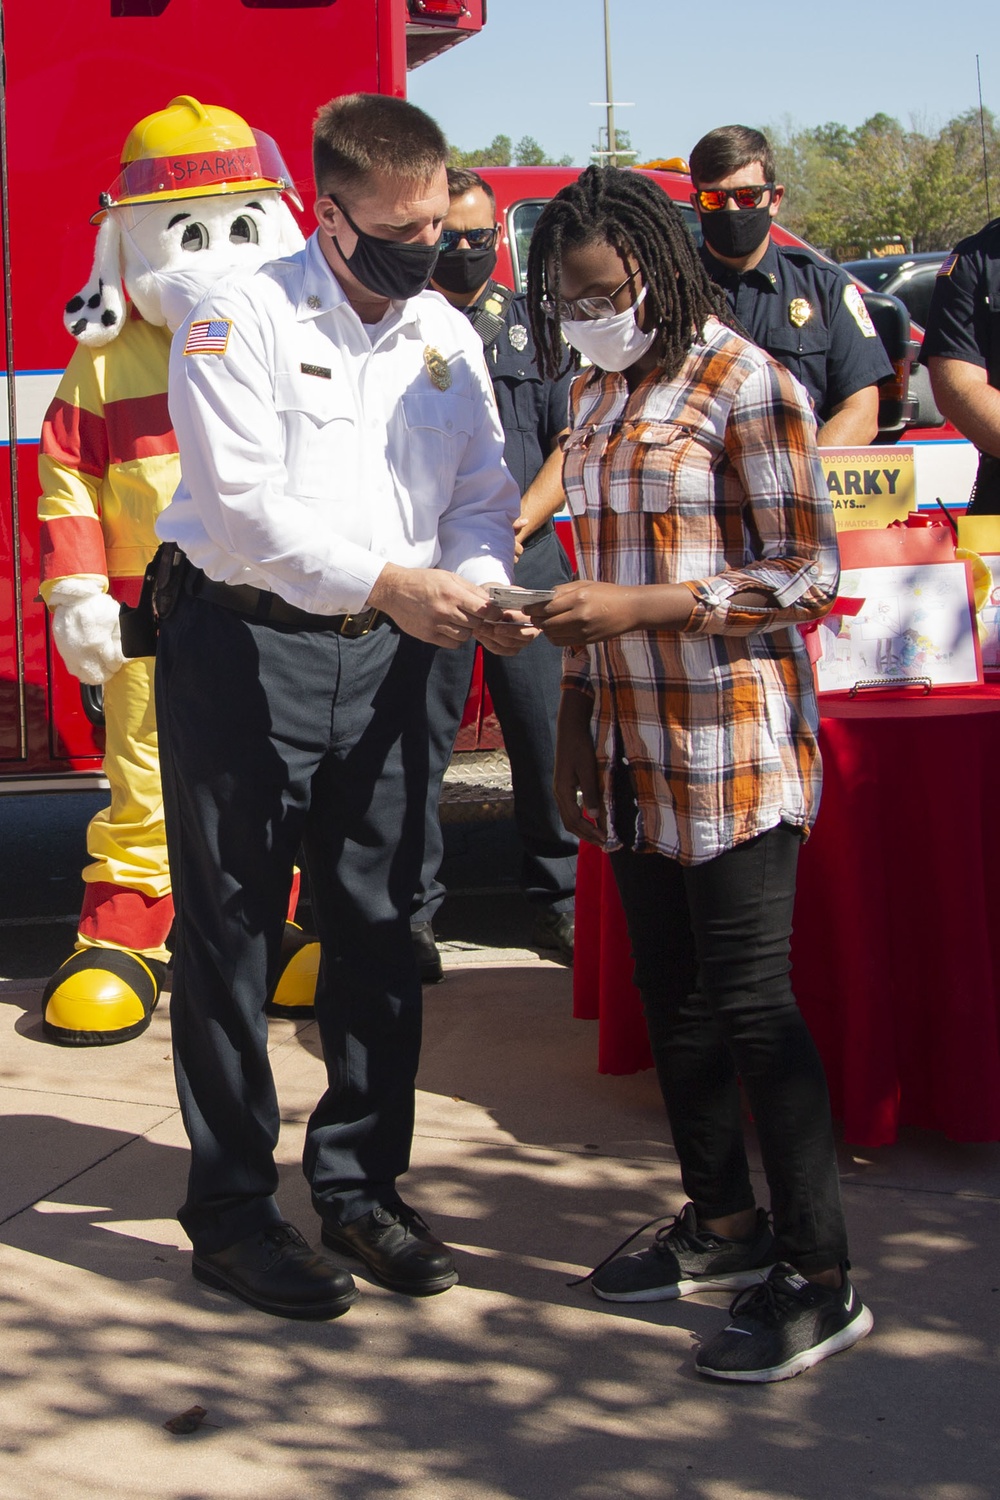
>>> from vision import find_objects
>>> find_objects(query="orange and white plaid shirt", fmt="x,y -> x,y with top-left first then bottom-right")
562,317 -> 839,865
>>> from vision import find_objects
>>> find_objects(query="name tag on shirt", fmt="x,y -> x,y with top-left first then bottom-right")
300,362 -> 332,379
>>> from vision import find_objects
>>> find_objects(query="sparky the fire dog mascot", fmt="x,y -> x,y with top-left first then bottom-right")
38,97 -> 316,1044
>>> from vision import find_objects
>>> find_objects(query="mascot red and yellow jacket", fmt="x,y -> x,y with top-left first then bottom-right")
38,96 -> 316,1045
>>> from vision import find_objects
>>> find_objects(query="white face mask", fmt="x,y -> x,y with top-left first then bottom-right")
560,286 -> 656,372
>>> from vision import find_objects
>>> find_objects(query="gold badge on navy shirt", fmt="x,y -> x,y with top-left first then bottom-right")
423,345 -> 452,390
508,323 -> 528,352
789,297 -> 813,328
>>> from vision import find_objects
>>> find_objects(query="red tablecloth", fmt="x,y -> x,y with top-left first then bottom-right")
573,684 -> 1000,1146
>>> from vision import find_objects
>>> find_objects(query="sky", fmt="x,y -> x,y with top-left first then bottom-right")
409,0 -> 997,167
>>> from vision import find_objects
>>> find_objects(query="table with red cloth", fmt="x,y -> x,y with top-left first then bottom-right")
572,683 -> 1000,1146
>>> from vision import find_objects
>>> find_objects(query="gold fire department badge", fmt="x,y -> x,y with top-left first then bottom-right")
789,298 -> 813,327
423,345 -> 452,390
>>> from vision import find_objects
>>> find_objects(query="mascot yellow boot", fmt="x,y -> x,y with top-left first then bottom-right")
39,97 -> 317,1044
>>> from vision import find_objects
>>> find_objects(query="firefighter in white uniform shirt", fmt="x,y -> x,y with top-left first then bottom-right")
155,93 -> 532,1320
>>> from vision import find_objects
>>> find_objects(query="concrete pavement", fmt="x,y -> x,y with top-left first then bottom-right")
0,922 -> 997,1500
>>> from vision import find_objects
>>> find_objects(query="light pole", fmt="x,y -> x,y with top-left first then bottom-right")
604,0 -> 617,166
590,0 -> 635,167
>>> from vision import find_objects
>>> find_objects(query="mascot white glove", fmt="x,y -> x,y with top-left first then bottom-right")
48,578 -> 126,685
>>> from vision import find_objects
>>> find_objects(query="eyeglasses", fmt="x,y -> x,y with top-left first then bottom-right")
439,225 -> 498,252
696,183 -> 774,212
541,270 -> 639,322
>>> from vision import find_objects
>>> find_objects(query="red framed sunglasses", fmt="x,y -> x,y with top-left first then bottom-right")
696,183 -> 775,212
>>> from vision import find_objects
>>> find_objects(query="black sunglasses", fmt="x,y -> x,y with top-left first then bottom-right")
440,225 -> 499,252
696,183 -> 774,212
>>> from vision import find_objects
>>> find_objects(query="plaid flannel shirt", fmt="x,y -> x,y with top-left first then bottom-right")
562,317 -> 839,865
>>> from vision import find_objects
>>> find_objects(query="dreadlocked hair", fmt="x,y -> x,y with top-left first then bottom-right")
527,166 -> 736,382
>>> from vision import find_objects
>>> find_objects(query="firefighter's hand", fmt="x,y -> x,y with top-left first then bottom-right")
367,563 -> 493,649
554,689 -> 606,846
469,602 -> 540,657
48,582 -> 126,685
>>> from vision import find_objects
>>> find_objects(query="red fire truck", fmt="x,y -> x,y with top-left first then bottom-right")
0,0 -> 484,793
0,7 -> 978,801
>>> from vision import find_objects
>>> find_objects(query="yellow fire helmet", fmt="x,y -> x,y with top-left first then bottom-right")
93,94 -> 303,222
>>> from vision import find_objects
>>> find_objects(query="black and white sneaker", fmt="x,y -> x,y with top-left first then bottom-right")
589,1202 -> 775,1303
695,1262 -> 874,1383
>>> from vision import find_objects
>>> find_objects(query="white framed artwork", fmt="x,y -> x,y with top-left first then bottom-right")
814,560 -> 983,693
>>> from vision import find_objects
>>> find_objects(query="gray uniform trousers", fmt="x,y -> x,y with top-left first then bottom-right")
155,585 -> 434,1254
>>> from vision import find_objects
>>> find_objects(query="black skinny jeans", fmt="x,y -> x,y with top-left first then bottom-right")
609,815 -> 848,1274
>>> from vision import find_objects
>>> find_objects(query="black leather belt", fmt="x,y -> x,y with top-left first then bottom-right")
522,518 -> 555,548
186,566 -> 385,637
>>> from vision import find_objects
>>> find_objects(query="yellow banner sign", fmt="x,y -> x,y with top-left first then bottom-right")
820,446 -> 915,529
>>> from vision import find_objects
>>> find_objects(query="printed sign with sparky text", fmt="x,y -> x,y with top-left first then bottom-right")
819,446 -> 915,530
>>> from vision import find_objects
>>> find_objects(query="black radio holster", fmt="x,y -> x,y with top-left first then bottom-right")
119,542 -> 188,658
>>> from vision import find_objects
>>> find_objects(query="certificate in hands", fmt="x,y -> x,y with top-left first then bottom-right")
486,585 -> 555,610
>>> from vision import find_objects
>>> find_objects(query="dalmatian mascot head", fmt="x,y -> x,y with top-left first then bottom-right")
66,94 -> 304,346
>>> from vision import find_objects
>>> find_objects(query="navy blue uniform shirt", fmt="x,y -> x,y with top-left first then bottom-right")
922,217 -> 1000,508
467,282 -> 573,508
922,218 -> 1000,379
700,239 -> 892,422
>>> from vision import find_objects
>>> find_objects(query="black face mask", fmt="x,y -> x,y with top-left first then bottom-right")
700,205 -> 771,260
431,245 -> 498,295
331,197 -> 441,299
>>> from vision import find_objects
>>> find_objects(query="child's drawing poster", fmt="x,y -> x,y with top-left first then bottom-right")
814,561 -> 982,692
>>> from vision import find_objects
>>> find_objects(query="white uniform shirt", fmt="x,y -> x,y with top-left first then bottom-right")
157,232 -> 519,615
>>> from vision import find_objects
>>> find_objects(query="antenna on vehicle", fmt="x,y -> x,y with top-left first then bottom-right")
976,54 -> 992,223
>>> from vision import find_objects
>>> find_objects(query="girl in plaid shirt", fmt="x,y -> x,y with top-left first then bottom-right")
525,167 -> 872,1384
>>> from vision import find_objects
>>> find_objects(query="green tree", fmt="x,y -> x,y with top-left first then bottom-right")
448,133 -> 512,168
590,127 -> 637,169
765,108 -> 1000,257
513,134 -> 573,167
906,108 -> 999,249
447,133 -> 573,169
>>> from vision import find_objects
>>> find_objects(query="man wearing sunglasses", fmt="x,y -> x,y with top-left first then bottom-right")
690,125 -> 891,447
410,167 -> 578,980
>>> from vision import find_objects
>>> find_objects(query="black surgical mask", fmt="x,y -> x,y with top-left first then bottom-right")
432,245 -> 498,295
331,197 -> 441,300
699,205 -> 771,260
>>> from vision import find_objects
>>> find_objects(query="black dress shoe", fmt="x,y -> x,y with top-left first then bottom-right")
193,1221 -> 358,1320
322,1203 -> 458,1296
411,921 -> 444,984
532,908 -> 575,965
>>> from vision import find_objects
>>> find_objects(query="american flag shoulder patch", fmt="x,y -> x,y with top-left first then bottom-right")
937,252 -> 959,278
184,319 -> 233,356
